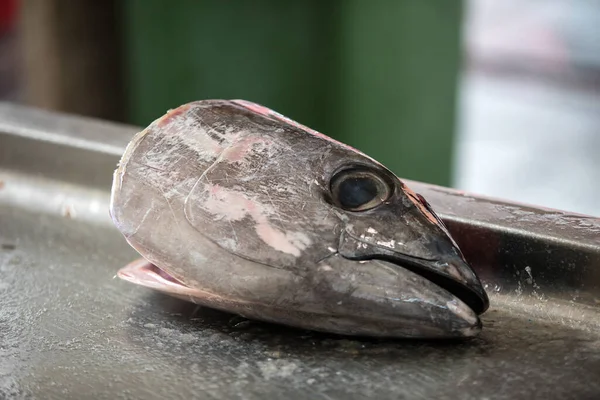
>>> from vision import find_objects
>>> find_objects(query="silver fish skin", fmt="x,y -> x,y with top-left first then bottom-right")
110,99 -> 490,339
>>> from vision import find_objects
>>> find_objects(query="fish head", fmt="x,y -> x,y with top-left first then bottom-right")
110,99 -> 489,339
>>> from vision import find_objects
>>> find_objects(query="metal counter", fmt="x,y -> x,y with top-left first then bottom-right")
1,103 -> 599,399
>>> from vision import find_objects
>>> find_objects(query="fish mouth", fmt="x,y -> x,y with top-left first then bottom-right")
117,259 -> 487,338
117,257 -> 483,339
348,253 -> 488,315
337,231 -> 489,316
118,259 -> 484,311
118,255 -> 487,316
117,237 -> 489,314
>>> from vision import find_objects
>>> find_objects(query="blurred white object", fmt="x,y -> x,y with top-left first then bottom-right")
455,0 -> 600,217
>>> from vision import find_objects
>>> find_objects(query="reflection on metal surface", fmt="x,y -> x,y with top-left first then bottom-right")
1,103 -> 600,399
409,182 -> 600,308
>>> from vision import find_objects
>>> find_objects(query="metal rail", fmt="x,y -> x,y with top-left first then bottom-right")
1,101 -> 599,305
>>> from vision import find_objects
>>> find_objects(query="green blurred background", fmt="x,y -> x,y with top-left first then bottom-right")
122,1 -> 462,187
7,0 -> 600,216
14,0 -> 464,187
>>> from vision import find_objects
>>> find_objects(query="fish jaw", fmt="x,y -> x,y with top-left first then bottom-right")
338,224 -> 489,315
117,257 -> 481,339
307,256 -> 482,338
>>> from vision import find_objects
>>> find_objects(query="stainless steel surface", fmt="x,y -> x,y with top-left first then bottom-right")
1,103 -> 600,399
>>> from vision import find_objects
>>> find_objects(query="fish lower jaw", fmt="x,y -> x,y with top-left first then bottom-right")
116,258 -> 481,339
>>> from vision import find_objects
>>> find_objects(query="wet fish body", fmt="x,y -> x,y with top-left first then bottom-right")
110,99 -> 489,339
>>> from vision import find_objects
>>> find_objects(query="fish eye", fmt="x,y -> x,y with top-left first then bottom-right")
330,168 -> 392,211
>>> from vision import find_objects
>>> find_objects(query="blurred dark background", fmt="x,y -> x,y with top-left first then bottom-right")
1,0 -> 599,216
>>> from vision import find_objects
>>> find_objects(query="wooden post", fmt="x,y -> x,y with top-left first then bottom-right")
18,0 -> 125,122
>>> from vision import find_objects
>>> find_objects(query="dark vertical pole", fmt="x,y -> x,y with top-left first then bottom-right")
19,0 -> 125,122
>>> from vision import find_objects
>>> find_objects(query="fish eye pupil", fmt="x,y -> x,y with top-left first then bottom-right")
330,168 -> 391,211
338,177 -> 378,209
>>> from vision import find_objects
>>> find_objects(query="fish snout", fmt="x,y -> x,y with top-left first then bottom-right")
310,255 -> 482,338
335,223 -> 489,318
